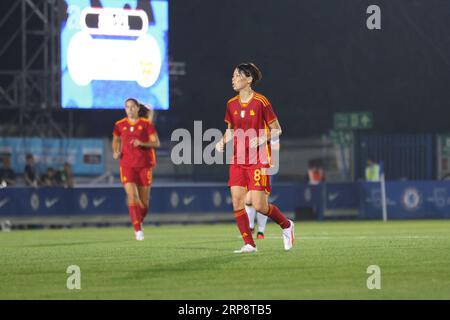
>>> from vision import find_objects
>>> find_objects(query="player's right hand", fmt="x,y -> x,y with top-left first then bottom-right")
215,140 -> 224,152
113,151 -> 121,160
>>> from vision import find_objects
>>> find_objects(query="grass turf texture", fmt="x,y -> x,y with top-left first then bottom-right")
0,220 -> 449,299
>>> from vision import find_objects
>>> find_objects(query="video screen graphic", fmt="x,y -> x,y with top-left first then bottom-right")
59,0 -> 168,109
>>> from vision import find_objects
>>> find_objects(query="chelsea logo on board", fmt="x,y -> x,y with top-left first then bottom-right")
401,187 -> 422,211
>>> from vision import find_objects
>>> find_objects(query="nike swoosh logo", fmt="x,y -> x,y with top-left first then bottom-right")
0,198 -> 9,208
93,197 -> 106,207
45,198 -> 59,208
269,195 -> 279,203
328,193 -> 339,201
183,196 -> 195,205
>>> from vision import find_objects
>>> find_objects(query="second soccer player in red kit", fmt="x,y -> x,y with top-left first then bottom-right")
112,98 -> 160,241
216,62 -> 295,253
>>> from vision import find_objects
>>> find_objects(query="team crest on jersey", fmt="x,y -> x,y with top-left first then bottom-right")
234,110 -> 238,116
123,126 -> 127,131
250,110 -> 255,116
138,125 -> 143,130
240,110 -> 245,118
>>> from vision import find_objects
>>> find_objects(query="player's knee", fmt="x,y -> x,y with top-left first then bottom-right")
232,198 -> 245,211
253,203 -> 268,214
126,192 -> 140,204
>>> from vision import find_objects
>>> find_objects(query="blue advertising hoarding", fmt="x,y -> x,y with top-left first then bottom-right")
360,181 -> 450,219
0,137 -> 105,175
1,182 -> 450,219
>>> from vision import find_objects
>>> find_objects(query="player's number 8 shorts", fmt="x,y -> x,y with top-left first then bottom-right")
228,165 -> 271,194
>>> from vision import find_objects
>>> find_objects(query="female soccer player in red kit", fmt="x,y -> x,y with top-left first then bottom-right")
112,98 -> 160,241
216,63 -> 295,253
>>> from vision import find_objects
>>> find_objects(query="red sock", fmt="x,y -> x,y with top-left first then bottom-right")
267,204 -> 291,229
128,205 -> 142,232
140,206 -> 148,223
234,209 -> 256,247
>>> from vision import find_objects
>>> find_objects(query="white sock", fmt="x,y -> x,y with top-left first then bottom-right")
245,205 -> 256,229
256,212 -> 268,233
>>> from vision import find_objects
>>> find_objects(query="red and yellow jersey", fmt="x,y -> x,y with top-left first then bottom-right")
113,117 -> 157,168
224,92 -> 277,169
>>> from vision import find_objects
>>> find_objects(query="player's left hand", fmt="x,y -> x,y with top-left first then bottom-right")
132,139 -> 142,147
250,135 -> 267,148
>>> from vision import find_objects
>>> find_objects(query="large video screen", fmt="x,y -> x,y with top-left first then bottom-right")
59,0 -> 168,109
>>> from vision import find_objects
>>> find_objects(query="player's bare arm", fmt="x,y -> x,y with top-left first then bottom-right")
216,123 -> 233,152
112,135 -> 121,159
249,119 -> 282,148
132,133 -> 161,148
269,119 -> 282,143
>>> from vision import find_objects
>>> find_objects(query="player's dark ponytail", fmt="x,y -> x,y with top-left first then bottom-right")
236,62 -> 262,85
138,103 -> 149,118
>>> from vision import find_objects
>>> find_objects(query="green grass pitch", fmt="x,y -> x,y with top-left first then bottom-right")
0,220 -> 449,299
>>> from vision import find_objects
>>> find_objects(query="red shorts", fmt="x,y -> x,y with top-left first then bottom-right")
120,167 -> 153,186
228,165 -> 271,193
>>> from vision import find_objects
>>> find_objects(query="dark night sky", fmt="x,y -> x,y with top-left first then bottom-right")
169,0 -> 450,138
1,0 -> 450,138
